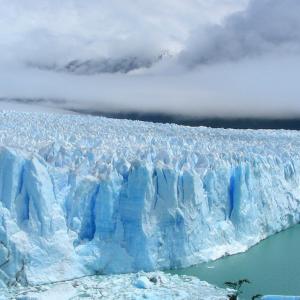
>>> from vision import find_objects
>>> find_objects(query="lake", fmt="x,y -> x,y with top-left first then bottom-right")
169,224 -> 300,299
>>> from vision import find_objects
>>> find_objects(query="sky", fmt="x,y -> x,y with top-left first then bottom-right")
0,0 -> 299,118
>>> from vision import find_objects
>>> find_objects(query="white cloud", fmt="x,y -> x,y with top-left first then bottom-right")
0,0 -> 300,118
0,0 -> 247,65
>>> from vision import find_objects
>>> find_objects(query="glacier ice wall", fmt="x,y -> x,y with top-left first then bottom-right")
0,111 -> 300,286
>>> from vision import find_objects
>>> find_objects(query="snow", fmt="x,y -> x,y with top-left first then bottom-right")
0,110 -> 300,288
1,272 -> 228,300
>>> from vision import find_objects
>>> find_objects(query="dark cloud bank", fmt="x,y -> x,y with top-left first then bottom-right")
181,0 -> 300,66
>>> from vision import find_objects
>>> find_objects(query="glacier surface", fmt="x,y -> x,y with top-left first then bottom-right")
0,110 -> 300,287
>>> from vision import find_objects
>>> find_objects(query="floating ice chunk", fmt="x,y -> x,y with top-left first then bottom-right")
262,296 -> 300,300
1,272 -> 228,300
134,275 -> 152,289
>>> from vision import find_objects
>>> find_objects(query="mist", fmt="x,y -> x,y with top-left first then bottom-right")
0,0 -> 300,119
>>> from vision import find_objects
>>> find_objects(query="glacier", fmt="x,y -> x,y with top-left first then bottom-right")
0,110 -> 300,287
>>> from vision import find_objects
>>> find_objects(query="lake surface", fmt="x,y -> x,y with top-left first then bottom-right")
169,224 -> 300,299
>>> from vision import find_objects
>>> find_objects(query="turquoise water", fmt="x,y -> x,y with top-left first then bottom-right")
169,224 -> 300,299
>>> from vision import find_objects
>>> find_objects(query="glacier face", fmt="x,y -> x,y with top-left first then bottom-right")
0,111 -> 300,286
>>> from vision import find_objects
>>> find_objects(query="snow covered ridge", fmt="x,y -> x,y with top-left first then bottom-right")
28,53 -> 168,75
0,110 -> 300,287
0,272 -> 228,300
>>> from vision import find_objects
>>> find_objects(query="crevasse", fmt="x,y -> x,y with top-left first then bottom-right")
0,111 -> 300,287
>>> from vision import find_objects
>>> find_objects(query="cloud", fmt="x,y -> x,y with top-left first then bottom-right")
0,0 -> 300,119
0,0 -> 246,67
180,0 -> 300,66
1,54 -> 300,118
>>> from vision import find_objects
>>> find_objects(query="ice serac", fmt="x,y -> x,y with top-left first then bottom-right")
0,111 -> 300,286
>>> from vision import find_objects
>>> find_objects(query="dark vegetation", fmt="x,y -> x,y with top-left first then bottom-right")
225,279 -> 262,300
